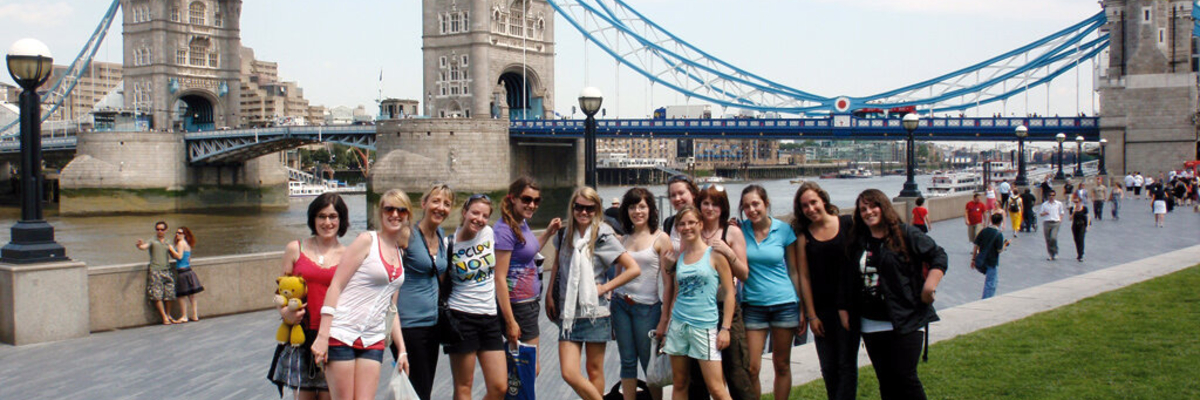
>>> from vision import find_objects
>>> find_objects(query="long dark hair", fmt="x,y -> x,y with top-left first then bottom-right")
619,187 -> 659,234
851,189 -> 908,257
500,176 -> 539,245
791,181 -> 839,232
178,227 -> 196,247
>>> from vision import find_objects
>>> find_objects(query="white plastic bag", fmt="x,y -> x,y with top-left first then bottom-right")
645,330 -> 673,387
388,369 -> 420,400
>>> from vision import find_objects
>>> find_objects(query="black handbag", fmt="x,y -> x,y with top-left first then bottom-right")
436,235 -> 465,344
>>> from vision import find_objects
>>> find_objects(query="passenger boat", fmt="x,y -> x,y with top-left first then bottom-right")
927,172 -> 982,197
836,167 -> 873,179
288,181 -> 334,197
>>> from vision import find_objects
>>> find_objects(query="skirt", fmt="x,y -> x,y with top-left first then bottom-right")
175,268 -> 205,297
1153,200 -> 1167,215
268,327 -> 328,393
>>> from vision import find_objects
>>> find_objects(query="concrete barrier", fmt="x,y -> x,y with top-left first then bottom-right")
88,251 -> 281,332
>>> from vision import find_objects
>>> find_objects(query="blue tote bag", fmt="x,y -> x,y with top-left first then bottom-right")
505,342 -> 537,400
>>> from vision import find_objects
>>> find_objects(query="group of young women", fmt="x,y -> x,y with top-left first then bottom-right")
267,175 -> 948,400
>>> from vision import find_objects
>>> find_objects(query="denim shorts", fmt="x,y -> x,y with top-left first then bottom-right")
741,302 -> 801,330
327,341 -> 385,363
558,315 -> 612,343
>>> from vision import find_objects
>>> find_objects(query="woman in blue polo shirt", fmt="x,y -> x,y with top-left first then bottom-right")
737,184 -> 804,400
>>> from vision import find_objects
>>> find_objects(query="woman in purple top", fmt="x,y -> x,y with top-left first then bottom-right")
495,177 -> 561,362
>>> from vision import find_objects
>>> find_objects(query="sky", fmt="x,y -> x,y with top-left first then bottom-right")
1,0 -> 1102,121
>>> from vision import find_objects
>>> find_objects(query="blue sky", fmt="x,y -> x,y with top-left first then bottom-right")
2,0 -> 1100,119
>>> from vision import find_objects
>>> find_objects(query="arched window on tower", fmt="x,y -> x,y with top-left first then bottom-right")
189,1 -> 206,25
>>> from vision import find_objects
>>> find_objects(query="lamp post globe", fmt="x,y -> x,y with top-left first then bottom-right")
2,38 -> 67,263
898,113 -> 922,198
1054,132 -> 1066,181
1098,138 -> 1108,176
1014,125 -> 1029,186
1073,135 -> 1084,177
578,87 -> 603,188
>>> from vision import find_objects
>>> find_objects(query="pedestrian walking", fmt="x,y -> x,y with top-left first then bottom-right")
1090,177 -> 1107,221
793,182 -> 860,400
135,221 -> 177,325
998,179 -> 1011,209
169,226 -> 203,323
1151,180 -> 1167,228
547,187 -> 641,400
662,206 -> 736,400
313,189 -> 412,400
964,193 -> 986,243
394,184 -> 455,400
1039,176 -> 1053,203
1038,190 -> 1065,261
1006,195 -> 1022,237
1109,180 -> 1123,220
911,197 -> 930,233
612,187 -> 672,400
444,194 -> 508,400
1134,172 -> 1144,199
1020,189 -> 1037,232
840,189 -> 947,400
268,192 -> 349,398
984,183 -> 997,212
1069,194 -> 1090,261
972,213 -> 1007,299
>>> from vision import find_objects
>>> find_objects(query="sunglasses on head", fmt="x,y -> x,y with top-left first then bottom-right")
573,202 -> 596,213
668,175 -> 692,184
703,183 -> 725,192
382,205 -> 409,215
468,193 -> 491,202
519,195 -> 542,205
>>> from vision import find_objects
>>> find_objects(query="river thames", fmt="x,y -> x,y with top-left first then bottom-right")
0,175 -> 936,266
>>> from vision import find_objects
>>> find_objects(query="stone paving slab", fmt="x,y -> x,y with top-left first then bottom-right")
0,198 -> 1196,400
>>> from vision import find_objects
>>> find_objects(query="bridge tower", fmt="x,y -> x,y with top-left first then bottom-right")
121,0 -> 243,131
1100,0 -> 1200,176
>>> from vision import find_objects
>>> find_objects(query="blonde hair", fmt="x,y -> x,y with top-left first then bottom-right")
378,189 -> 413,220
421,183 -> 455,206
562,186 -> 603,257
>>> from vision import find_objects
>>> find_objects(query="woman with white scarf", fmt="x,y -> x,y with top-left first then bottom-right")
546,186 -> 641,400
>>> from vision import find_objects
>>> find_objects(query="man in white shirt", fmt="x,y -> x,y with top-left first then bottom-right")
1134,173 -> 1145,199
998,180 -> 1012,209
1123,174 -> 1135,194
1038,190 -> 1065,261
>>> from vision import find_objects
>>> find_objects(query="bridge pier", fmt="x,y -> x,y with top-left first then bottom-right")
58,131 -> 287,215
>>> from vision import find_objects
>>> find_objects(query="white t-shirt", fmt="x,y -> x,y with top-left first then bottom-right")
1039,200 -> 1065,222
998,182 -> 1011,195
448,226 -> 498,315
1134,175 -> 1144,186
1124,175 -> 1135,187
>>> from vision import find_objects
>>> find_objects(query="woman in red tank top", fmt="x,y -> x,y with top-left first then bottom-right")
268,193 -> 350,399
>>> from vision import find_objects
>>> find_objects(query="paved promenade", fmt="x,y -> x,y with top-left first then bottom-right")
0,197 -> 1196,399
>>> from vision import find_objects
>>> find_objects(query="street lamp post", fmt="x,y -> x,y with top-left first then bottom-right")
899,113 -> 922,198
2,38 -> 66,263
1014,125 -> 1029,186
1054,133 -> 1066,181
1073,135 -> 1084,177
1098,138 -> 1108,176
578,87 -> 603,189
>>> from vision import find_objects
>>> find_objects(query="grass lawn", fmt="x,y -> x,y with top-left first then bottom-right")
786,265 -> 1200,400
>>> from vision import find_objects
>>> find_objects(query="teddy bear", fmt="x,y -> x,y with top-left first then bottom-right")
274,275 -> 308,346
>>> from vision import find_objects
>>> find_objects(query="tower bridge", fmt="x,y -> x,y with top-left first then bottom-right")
2,0 -> 1194,214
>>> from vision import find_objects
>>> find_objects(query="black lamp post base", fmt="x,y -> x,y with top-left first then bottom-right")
899,182 -> 922,198
1,221 -> 67,264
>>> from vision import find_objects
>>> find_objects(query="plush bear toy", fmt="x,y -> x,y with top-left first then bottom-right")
274,276 -> 308,346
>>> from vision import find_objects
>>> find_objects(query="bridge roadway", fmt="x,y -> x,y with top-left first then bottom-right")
0,197 -> 1193,399
0,115 -> 1099,164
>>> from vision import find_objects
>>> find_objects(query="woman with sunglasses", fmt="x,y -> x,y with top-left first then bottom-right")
840,189 -> 947,400
736,185 -> 804,400
547,186 -> 641,400
313,189 -> 412,400
613,187 -> 673,400
695,184 -> 753,400
445,194 -> 508,400
269,192 -> 350,399
393,184 -> 455,400
663,206 -> 735,400
168,226 -> 203,323
496,177 -> 561,362
792,182 -> 859,400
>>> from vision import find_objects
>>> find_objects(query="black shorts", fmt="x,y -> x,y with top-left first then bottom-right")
511,300 -> 541,342
444,310 -> 505,354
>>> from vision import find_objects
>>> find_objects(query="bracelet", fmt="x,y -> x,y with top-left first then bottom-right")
398,352 -> 408,358
720,326 -> 731,331
320,306 -> 337,316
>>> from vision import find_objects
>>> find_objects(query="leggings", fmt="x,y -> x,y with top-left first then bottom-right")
813,310 -> 860,400
862,329 -> 927,400
391,326 -> 439,400
1071,223 -> 1086,259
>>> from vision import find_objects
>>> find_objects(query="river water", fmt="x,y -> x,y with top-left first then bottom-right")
0,175 -> 932,266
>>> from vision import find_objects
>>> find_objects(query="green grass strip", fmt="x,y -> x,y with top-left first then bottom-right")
786,265 -> 1200,400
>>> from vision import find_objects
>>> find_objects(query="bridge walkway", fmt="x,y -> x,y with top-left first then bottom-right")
0,197 -> 1196,399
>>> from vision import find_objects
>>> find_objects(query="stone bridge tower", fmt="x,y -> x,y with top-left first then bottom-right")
1099,0 -> 1200,176
120,0 -> 243,131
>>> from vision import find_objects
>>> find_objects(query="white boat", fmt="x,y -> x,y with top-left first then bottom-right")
288,181 -> 334,197
837,167 -> 873,179
927,172 -> 982,197
978,160 -> 1017,183
333,182 -> 367,194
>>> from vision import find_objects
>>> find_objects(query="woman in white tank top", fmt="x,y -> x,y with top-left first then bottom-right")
612,188 -> 674,400
314,189 -> 413,400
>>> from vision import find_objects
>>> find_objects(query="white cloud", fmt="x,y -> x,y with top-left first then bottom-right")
0,2 -> 75,27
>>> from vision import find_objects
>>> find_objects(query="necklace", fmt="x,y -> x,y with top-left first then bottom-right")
701,228 -> 719,241
312,238 -> 330,266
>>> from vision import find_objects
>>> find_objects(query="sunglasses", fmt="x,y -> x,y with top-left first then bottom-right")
519,195 -> 542,205
469,193 -> 491,202
573,202 -> 596,213
176,231 -> 184,235
155,227 -> 167,231
382,205 -> 409,215
703,183 -> 725,192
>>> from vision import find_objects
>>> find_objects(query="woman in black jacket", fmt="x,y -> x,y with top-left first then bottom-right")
838,189 -> 947,400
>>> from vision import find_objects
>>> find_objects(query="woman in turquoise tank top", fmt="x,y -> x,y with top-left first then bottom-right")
169,226 -> 203,322
662,206 -> 735,400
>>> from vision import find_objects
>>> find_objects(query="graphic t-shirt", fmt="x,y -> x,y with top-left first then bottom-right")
494,219 -> 541,302
965,201 -> 986,225
449,226 -> 498,315
856,237 -> 889,321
